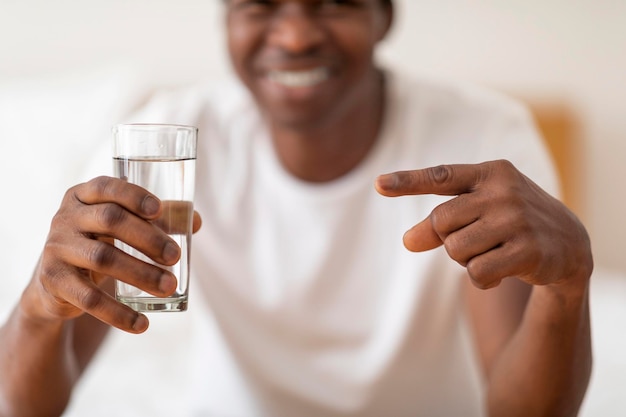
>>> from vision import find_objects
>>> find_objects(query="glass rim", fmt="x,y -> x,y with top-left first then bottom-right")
112,123 -> 198,134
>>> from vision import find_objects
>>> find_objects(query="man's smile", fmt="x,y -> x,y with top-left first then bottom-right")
267,67 -> 330,88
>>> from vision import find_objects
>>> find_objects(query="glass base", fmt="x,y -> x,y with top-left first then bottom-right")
117,295 -> 188,312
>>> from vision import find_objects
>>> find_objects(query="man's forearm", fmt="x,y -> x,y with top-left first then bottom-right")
0,305 -> 79,417
486,283 -> 592,417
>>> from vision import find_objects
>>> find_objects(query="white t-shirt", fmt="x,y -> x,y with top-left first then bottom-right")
120,70 -> 559,417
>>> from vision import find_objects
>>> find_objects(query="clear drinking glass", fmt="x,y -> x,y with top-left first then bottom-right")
112,123 -> 197,312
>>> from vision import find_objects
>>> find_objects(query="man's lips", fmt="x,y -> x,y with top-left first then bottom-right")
266,67 -> 330,88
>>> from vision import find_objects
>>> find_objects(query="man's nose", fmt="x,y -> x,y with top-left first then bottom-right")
267,4 -> 325,54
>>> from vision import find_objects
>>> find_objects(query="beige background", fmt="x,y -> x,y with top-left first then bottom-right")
1,0 -> 623,274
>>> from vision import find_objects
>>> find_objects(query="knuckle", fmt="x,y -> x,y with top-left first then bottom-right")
52,197 -> 78,226
466,257 -> 504,290
500,159 -> 516,171
487,159 -> 516,175
40,240 -> 70,281
490,159 -> 521,183
60,181 -> 87,203
429,206 -> 449,232
77,286 -> 106,311
95,203 -> 126,229
466,258 -> 488,283
443,237 -> 464,262
49,211 -> 66,229
61,184 -> 79,204
471,280 -> 490,291
38,260 -> 65,289
89,175 -> 116,194
492,158 -> 514,170
428,165 -> 453,185
49,208 -> 77,234
36,265 -> 82,316
85,241 -> 117,268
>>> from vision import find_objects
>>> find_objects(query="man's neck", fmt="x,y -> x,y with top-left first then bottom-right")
268,71 -> 386,183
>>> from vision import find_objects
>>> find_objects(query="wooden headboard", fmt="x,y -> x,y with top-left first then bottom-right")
523,100 -> 583,217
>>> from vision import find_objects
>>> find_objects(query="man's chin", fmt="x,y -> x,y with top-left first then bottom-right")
262,104 -> 337,132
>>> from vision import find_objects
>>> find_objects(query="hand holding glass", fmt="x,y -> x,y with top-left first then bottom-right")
112,124 -> 197,312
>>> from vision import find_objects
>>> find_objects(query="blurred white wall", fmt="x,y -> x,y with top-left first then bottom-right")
0,0 -> 624,270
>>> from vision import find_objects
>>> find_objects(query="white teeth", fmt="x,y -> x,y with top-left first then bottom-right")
268,67 -> 329,88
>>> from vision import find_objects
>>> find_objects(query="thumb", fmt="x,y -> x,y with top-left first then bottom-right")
403,216 -> 443,252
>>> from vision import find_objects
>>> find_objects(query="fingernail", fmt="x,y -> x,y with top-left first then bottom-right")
162,241 -> 180,263
132,314 -> 149,332
376,174 -> 397,190
159,273 -> 177,295
142,195 -> 160,216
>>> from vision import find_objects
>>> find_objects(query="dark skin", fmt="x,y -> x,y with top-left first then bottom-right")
0,180 -> 202,416
0,1 -> 592,416
376,162 -> 592,416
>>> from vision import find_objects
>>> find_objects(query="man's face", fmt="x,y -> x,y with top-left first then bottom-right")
225,0 -> 392,129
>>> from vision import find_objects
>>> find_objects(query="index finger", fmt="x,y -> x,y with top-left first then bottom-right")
375,163 -> 486,197
73,176 -> 162,220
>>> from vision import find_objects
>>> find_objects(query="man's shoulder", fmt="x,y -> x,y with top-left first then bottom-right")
389,69 -> 531,122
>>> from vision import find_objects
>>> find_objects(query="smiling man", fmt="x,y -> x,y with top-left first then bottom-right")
226,0 -> 392,183
0,1 -> 592,416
